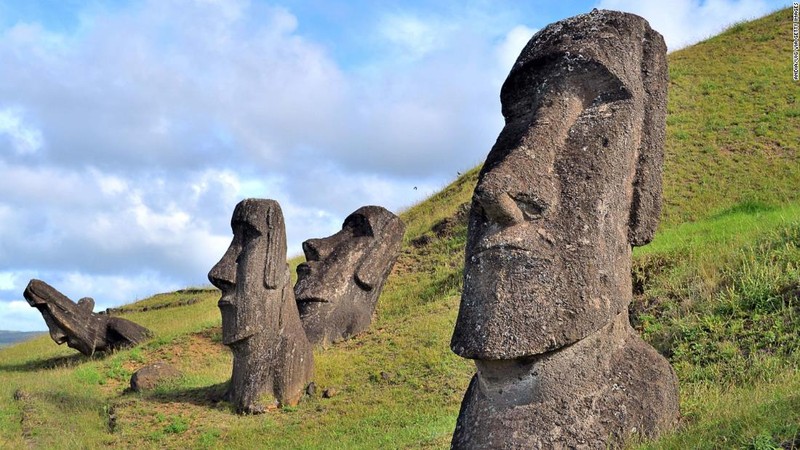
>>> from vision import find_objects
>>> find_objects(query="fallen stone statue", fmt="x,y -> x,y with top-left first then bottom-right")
449,9 -> 679,449
208,198 -> 314,414
23,279 -> 151,356
294,206 -> 405,346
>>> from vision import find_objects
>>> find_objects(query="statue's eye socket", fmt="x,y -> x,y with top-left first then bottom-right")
232,220 -> 262,245
344,214 -> 374,237
512,195 -> 546,221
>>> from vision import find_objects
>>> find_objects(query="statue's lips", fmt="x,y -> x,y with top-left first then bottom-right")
471,225 -> 557,259
296,295 -> 329,303
469,243 -> 556,272
471,243 -> 536,257
218,297 -> 235,308
295,262 -> 330,303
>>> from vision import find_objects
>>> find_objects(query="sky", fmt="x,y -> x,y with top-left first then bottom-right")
0,0 -> 789,331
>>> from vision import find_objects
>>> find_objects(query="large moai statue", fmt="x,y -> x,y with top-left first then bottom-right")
450,10 -> 679,448
295,206 -> 405,347
208,199 -> 314,414
23,279 -> 151,356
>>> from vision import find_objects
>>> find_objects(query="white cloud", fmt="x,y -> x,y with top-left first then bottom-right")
0,300 -> 43,332
0,162 -> 240,281
379,14 -> 457,61
0,272 -> 17,290
494,25 -> 538,83
0,106 -> 43,155
94,171 -> 128,196
595,0 -> 774,49
0,0 -> 347,172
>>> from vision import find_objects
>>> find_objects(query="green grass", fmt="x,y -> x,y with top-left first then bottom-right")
661,8 -> 800,226
1,7 -> 799,449
629,203 -> 800,448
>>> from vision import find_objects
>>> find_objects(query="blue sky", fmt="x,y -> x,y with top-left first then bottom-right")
0,0 -> 789,331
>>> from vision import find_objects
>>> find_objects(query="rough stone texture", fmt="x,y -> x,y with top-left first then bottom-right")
130,362 -> 182,392
449,9 -> 678,448
23,279 -> 151,356
208,199 -> 314,414
322,387 -> 338,399
451,312 -> 679,449
13,388 -> 30,402
294,206 -> 405,347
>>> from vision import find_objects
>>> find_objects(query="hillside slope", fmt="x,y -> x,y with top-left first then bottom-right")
660,7 -> 799,225
0,7 -> 798,449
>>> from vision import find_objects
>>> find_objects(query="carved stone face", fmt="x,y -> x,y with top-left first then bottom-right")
451,14 -> 667,359
24,279 -> 150,356
208,199 -> 287,346
294,206 -> 404,345
24,279 -> 98,355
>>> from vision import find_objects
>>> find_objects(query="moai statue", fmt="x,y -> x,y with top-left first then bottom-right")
23,279 -> 151,356
208,199 -> 314,414
295,206 -> 405,347
450,10 -> 679,449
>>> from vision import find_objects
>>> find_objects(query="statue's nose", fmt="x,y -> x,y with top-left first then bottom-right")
473,150 -> 551,226
208,245 -> 237,290
473,159 -> 529,227
473,186 -> 524,227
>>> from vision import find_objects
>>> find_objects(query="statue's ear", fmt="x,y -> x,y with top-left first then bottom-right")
354,216 -> 405,291
263,203 -> 288,289
77,297 -> 95,312
628,28 -> 667,247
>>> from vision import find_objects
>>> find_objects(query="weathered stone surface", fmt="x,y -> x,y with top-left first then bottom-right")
322,387 -> 337,399
451,312 -> 679,449
208,199 -> 314,414
306,381 -> 317,397
130,362 -> 181,392
13,388 -> 29,402
450,9 -> 678,448
23,279 -> 151,356
452,9 -> 668,359
295,206 -> 405,347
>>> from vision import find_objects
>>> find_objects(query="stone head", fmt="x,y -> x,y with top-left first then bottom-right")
452,10 -> 668,359
294,205 -> 405,344
23,279 -> 101,355
208,199 -> 289,346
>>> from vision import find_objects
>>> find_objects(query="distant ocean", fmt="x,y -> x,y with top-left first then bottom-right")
0,330 -> 44,347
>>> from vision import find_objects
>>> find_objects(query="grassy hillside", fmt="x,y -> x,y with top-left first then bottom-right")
1,7 -> 799,449
661,7 -> 799,225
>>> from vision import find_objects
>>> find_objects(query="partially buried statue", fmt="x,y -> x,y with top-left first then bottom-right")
23,279 -> 151,356
450,10 -> 679,448
208,198 -> 314,414
294,206 -> 405,346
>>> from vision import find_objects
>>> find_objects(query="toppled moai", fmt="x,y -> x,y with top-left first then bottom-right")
450,10 -> 679,448
23,279 -> 151,356
208,199 -> 314,414
295,206 -> 405,347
